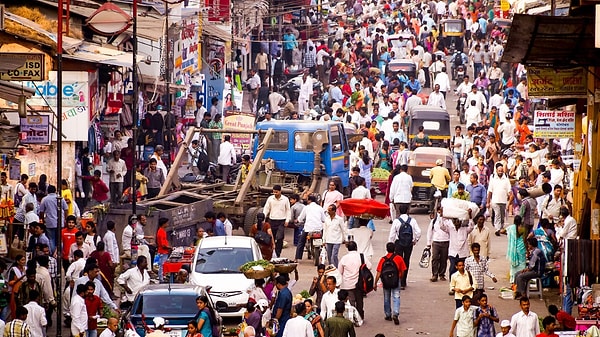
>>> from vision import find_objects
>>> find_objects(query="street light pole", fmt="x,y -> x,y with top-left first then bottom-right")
131,0 -> 138,214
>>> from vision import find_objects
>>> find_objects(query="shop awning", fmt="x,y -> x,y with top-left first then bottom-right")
0,80 -> 35,103
62,42 -> 147,68
502,14 -> 600,66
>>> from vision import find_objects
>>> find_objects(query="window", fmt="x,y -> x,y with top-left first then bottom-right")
139,294 -> 199,316
422,121 -> 441,131
195,247 -> 254,273
259,131 -> 288,150
331,126 -> 343,152
294,132 -> 313,151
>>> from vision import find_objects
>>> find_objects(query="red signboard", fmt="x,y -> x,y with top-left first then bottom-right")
205,0 -> 230,22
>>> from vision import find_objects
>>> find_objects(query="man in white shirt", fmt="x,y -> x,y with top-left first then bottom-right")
298,71 -> 314,115
23,290 -> 47,337
486,164 -> 512,235
388,165 -> 413,219
217,135 -> 236,184
433,68 -> 451,96
107,150 -> 128,204
263,185 -> 291,257
70,284 -> 88,337
549,159 -> 565,187
117,256 -> 151,304
405,89 -> 423,113
282,303 -> 314,337
296,195 -> 325,261
103,221 -> 120,264
120,215 -> 136,259
320,276 -> 340,320
455,76 -> 473,97
426,208 -> 450,282
338,241 -> 371,319
439,212 -> 475,282
99,318 -> 119,337
556,206 -> 578,243
356,131 -> 374,160
498,114 -> 517,148
465,100 -> 482,127
351,177 -> 371,199
323,204 -> 347,268
466,85 -> 488,114
510,298 -> 540,337
427,84 -> 446,109
385,121 -> 406,144
66,250 -> 86,282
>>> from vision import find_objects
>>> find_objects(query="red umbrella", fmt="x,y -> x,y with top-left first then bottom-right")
338,198 -> 390,218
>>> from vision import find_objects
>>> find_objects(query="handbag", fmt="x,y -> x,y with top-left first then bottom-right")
254,230 -> 272,246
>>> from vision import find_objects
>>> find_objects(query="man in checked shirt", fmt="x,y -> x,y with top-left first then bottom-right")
464,242 -> 497,304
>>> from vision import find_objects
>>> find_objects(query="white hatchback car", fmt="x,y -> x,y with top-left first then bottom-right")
190,236 -> 263,318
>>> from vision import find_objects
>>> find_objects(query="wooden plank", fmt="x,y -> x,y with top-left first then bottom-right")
235,128 -> 273,205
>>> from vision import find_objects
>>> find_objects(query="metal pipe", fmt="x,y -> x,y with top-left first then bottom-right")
132,0 -> 138,214
56,1 -> 64,336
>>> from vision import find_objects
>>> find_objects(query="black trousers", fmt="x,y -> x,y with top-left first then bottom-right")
394,244 -> 413,287
270,219 -> 286,257
348,287 -> 365,319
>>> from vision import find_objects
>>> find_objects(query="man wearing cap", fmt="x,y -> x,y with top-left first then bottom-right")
430,159 -> 451,199
499,319 -> 517,337
147,317 -> 170,337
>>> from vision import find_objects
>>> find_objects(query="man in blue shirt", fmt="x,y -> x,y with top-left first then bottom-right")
282,29 -> 297,67
273,275 -> 292,337
406,74 -> 422,94
39,185 -> 68,254
466,173 -> 487,218
214,214 -> 227,236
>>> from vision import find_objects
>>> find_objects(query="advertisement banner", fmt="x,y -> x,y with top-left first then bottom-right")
201,39 -> 225,113
205,0 -> 230,22
528,67 -> 587,98
533,110 -> 576,139
223,111 -> 255,151
20,115 -> 50,144
223,83 -> 243,113
174,18 -> 199,78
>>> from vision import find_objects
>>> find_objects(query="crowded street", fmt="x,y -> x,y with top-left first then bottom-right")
0,0 -> 597,337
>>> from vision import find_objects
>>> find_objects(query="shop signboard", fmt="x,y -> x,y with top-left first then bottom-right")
0,53 -> 44,81
533,110 -> 576,139
528,67 -> 587,98
21,71 -> 90,141
223,111 -> 255,152
20,115 -> 50,145
201,39 -> 225,114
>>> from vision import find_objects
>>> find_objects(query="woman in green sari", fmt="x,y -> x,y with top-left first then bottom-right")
502,215 -> 528,283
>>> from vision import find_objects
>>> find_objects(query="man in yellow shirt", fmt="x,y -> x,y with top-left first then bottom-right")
430,159 -> 451,196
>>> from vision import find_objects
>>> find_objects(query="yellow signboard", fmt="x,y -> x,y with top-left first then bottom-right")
0,53 -> 45,81
501,0 -> 510,11
528,67 -> 587,98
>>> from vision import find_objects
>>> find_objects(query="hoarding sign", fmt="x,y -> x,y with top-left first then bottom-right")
223,111 -> 255,151
0,53 -> 44,81
528,67 -> 586,98
533,110 -> 576,138
20,115 -> 50,144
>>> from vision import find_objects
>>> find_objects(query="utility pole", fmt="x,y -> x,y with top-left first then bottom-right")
132,0 -> 138,214
56,1 -> 65,336
165,3 -> 171,113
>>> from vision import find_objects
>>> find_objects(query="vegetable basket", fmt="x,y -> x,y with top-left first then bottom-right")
241,264 -> 274,279
273,263 -> 297,274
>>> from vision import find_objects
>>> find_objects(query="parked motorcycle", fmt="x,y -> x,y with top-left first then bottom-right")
305,231 -> 324,266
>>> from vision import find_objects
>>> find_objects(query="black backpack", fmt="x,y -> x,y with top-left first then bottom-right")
274,59 -> 284,75
356,253 -> 375,293
454,53 -> 463,67
196,147 -> 210,173
380,254 -> 400,289
395,216 -> 413,251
